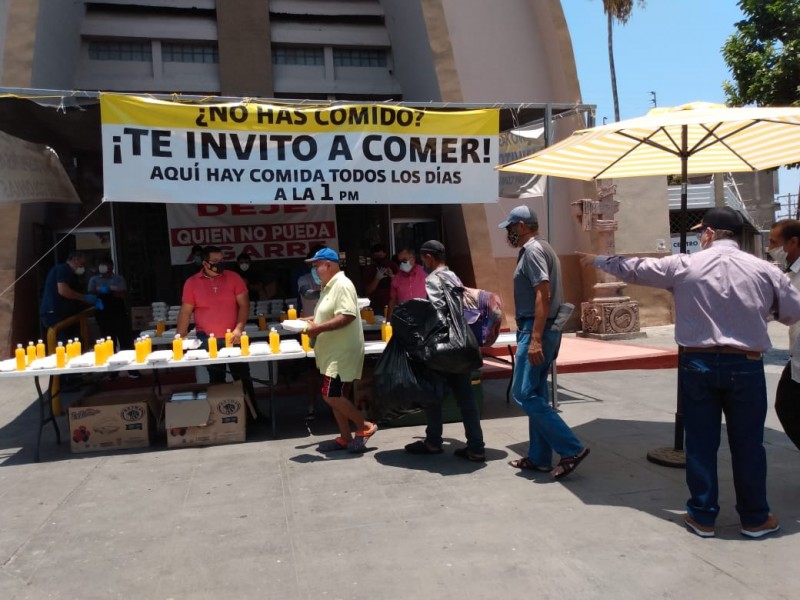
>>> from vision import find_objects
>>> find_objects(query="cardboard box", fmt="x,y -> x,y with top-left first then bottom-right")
68,393 -> 152,453
130,306 -> 153,331
165,382 -> 246,448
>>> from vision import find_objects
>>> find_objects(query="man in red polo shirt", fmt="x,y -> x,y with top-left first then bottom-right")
177,245 -> 258,415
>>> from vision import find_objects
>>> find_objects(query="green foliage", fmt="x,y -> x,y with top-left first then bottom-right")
723,0 -> 800,106
601,0 -> 645,24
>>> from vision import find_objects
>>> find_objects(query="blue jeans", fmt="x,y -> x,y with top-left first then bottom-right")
680,352 -> 770,527
425,371 -> 485,453
512,321 -> 583,467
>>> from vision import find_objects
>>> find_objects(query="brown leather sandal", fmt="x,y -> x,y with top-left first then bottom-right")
508,457 -> 551,472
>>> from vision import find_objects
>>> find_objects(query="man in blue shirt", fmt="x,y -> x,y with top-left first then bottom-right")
40,251 -> 96,342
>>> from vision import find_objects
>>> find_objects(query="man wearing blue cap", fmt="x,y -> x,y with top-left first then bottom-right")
580,206 -> 800,539
304,247 -> 377,453
501,205 -> 590,480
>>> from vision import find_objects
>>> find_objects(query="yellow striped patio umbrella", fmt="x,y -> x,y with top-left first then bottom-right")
498,101 -> 800,250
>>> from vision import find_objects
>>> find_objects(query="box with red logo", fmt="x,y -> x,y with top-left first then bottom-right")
68,393 -> 152,453
164,382 -> 246,448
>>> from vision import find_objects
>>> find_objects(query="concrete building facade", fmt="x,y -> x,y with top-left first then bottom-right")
0,0 -> 679,354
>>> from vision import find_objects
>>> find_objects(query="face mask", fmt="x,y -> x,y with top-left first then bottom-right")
311,267 -> 322,285
74,266 -> 85,276
399,260 -> 413,273
239,263 -> 250,272
98,265 -> 109,275
768,246 -> 788,266
507,228 -> 521,247
205,262 -> 223,276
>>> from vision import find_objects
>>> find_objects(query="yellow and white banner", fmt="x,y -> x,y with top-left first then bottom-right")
100,94 -> 499,205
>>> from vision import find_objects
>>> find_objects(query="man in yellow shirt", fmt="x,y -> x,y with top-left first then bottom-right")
305,248 -> 377,453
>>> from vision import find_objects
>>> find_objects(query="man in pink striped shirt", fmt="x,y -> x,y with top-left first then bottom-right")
387,246 -> 427,319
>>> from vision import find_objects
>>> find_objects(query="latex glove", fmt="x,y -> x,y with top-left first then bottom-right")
84,293 -> 97,304
375,267 -> 388,280
94,299 -> 105,311
98,285 -> 111,295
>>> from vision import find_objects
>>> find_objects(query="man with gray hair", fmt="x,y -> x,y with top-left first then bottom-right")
580,206 -> 800,539
501,206 -> 589,480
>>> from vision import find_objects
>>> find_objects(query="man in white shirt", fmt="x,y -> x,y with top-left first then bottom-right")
767,218 -> 800,451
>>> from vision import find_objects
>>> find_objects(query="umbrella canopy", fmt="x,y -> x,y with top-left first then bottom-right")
498,102 -> 800,180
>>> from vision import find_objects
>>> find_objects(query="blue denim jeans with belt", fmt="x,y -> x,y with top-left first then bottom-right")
513,318 -> 583,467
680,352 -> 770,528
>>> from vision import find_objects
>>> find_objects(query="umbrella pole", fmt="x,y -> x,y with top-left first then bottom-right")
647,128 -> 687,468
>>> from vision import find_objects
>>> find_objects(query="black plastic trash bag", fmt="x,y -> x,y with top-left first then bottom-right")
372,336 -> 445,421
409,273 -> 483,374
389,298 -> 446,350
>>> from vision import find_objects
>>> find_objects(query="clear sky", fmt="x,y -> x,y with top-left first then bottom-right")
561,0 -> 799,202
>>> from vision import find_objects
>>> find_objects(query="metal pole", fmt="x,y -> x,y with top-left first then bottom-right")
646,126 -> 687,468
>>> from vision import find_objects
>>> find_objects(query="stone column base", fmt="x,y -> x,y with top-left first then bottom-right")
579,299 -> 646,339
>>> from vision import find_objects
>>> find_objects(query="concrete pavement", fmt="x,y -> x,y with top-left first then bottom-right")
0,324 -> 796,599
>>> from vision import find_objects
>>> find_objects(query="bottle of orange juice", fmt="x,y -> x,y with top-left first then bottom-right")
366,308 -> 375,325
172,334 -> 184,361
269,328 -> 280,354
258,313 -> 267,331
135,338 -> 146,363
15,343 -> 26,370
225,328 -> 234,348
94,339 -> 104,366
36,339 -> 46,359
143,334 -> 152,355
380,320 -> 387,341
73,338 -> 82,357
384,321 -> 393,342
56,342 -> 66,368
155,320 -> 166,337
208,333 -> 218,358
301,332 -> 311,352
287,304 -> 297,320
240,331 -> 250,356
26,341 -> 36,366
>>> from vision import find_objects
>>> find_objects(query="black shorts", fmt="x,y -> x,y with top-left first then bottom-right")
321,375 -> 352,398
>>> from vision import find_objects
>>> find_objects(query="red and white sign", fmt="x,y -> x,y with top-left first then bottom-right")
166,203 -> 337,264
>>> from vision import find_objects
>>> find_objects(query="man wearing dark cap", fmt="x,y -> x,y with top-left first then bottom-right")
500,206 -> 590,480
362,243 -> 398,317
579,206 -> 800,539
404,239 -> 486,461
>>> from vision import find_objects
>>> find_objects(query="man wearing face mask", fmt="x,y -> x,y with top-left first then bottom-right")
500,206 -> 589,480
362,243 -> 397,316
304,247 -> 377,453
177,245 -> 259,415
236,251 -> 265,301
403,240 -> 486,461
87,257 -> 140,378
387,246 -> 427,319
767,219 -> 800,451
40,250 -> 98,343
579,207 -> 800,539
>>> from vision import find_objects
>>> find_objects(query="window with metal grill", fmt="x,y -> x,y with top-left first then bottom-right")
88,41 -> 152,61
333,48 -> 387,67
272,46 -> 324,66
162,43 -> 219,64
